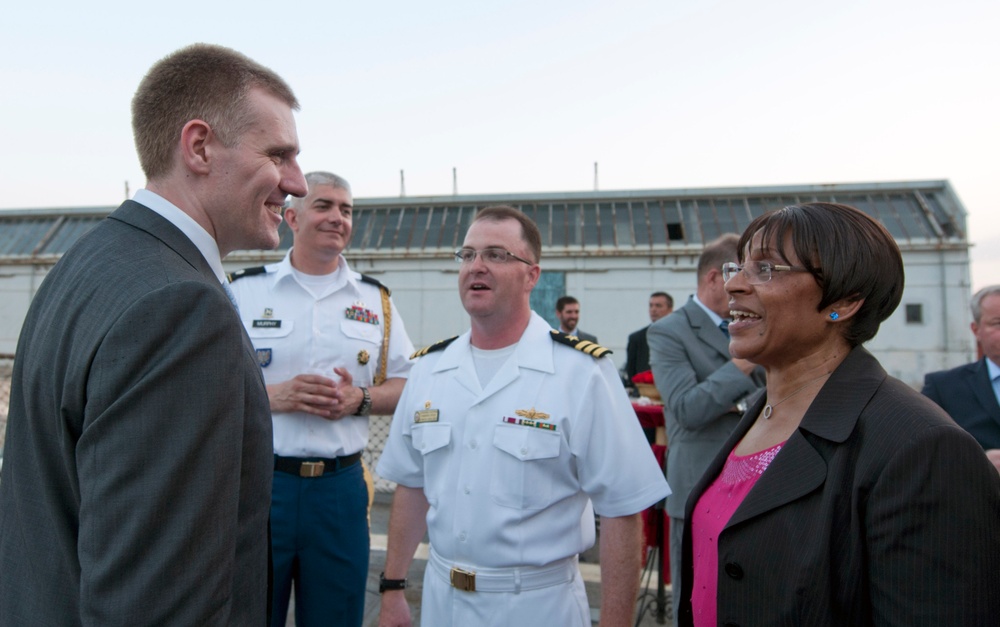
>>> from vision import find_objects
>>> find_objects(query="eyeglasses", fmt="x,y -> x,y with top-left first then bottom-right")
722,261 -> 811,284
454,247 -> 534,266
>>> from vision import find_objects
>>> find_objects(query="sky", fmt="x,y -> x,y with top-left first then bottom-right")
2,0 -> 997,290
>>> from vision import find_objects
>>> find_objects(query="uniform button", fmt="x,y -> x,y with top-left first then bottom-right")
520,447 -> 528,456
463,486 -> 471,494
470,440 -> 477,449
459,532 -> 467,542
724,562 -> 744,580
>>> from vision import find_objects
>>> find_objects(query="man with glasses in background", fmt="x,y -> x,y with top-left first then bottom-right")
647,233 -> 765,626
376,205 -> 670,626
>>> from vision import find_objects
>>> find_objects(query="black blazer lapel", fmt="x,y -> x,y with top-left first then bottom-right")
971,359 -> 1000,423
699,347 -> 884,527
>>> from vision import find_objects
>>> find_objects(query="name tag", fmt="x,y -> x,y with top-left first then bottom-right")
253,319 -> 281,328
415,409 -> 440,423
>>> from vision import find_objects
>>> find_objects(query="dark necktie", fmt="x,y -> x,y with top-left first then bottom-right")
719,320 -> 730,338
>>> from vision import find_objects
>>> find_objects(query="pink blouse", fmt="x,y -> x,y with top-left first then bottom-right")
689,441 -> 785,627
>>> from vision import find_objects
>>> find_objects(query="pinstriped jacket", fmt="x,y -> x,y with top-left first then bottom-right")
679,346 -> 1000,627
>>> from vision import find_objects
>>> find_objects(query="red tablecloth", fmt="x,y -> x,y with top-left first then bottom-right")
631,402 -> 665,430
640,443 -> 669,581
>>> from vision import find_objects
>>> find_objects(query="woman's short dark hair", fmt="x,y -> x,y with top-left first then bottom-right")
737,202 -> 904,347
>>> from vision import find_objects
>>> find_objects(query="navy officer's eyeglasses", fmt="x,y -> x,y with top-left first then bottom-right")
454,247 -> 534,266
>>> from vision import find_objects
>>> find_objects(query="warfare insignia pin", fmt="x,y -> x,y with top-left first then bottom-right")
504,408 -> 556,431
358,349 -> 370,365
515,408 -> 550,420
256,348 -> 272,368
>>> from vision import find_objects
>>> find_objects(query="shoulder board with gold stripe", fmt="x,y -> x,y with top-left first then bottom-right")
549,330 -> 613,358
360,274 -> 391,296
410,336 -> 459,359
228,266 -> 266,283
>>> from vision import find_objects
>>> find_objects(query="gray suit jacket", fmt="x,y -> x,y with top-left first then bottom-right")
648,298 -> 764,518
0,201 -> 273,625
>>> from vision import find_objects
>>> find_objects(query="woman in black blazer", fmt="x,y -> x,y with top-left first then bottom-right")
678,203 -> 1000,626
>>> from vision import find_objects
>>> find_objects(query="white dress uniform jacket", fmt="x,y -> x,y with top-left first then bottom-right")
231,250 -> 414,457
378,312 -> 670,568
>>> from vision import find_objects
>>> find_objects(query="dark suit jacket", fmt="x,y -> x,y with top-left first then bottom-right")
560,328 -> 597,343
679,346 -> 1000,626
922,358 -> 1000,449
648,298 -> 764,518
625,325 -> 650,381
0,201 -> 273,625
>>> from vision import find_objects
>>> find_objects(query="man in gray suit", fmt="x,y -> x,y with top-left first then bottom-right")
647,234 -> 764,624
0,44 -> 307,625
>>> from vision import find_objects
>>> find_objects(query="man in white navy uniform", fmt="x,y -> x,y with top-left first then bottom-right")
377,206 -> 670,627
230,171 -> 414,627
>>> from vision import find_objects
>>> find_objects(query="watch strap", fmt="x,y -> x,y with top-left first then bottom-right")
379,572 -> 407,593
358,386 -> 373,417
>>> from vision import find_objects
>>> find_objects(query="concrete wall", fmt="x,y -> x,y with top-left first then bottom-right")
0,246 -> 975,389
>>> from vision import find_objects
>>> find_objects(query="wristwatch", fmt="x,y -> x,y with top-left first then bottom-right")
357,386 -> 372,417
379,572 -> 407,593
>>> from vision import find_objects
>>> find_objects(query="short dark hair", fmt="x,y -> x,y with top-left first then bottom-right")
697,234 -> 740,282
650,291 -> 673,308
471,205 -> 542,263
971,285 -> 1000,323
556,296 -> 579,312
737,202 -> 903,347
132,43 -> 299,180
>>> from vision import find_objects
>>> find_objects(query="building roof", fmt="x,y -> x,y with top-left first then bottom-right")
0,180 -> 967,262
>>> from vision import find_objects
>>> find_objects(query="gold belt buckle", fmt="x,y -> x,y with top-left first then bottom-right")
300,461 -> 325,478
450,567 -> 476,592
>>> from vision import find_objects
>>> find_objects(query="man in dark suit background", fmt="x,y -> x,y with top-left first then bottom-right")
647,234 -> 764,625
0,44 -> 307,625
625,291 -> 673,382
555,295 -> 598,342
923,284 -> 1000,472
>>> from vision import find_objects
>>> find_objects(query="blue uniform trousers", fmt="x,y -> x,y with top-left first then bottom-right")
270,460 -> 369,627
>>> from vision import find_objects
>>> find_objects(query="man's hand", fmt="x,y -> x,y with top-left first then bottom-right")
267,369 -> 362,420
267,374 -> 339,417
377,590 -> 412,627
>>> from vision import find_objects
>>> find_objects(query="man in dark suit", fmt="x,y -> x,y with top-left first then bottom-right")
647,234 -> 764,625
0,44 -> 307,625
923,284 -> 1000,472
555,295 -> 598,342
625,291 -> 673,382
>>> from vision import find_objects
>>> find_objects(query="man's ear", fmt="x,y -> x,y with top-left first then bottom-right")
284,206 -> 300,233
525,263 -> 541,292
179,119 -> 213,175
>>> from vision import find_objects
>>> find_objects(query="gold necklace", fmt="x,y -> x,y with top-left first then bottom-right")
762,372 -> 831,420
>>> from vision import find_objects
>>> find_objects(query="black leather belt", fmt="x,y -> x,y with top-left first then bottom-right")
274,453 -> 362,478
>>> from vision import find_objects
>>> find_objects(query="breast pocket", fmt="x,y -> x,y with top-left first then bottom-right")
411,423 -> 452,506
490,424 -> 562,510
246,319 -> 295,342
341,320 -> 380,345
